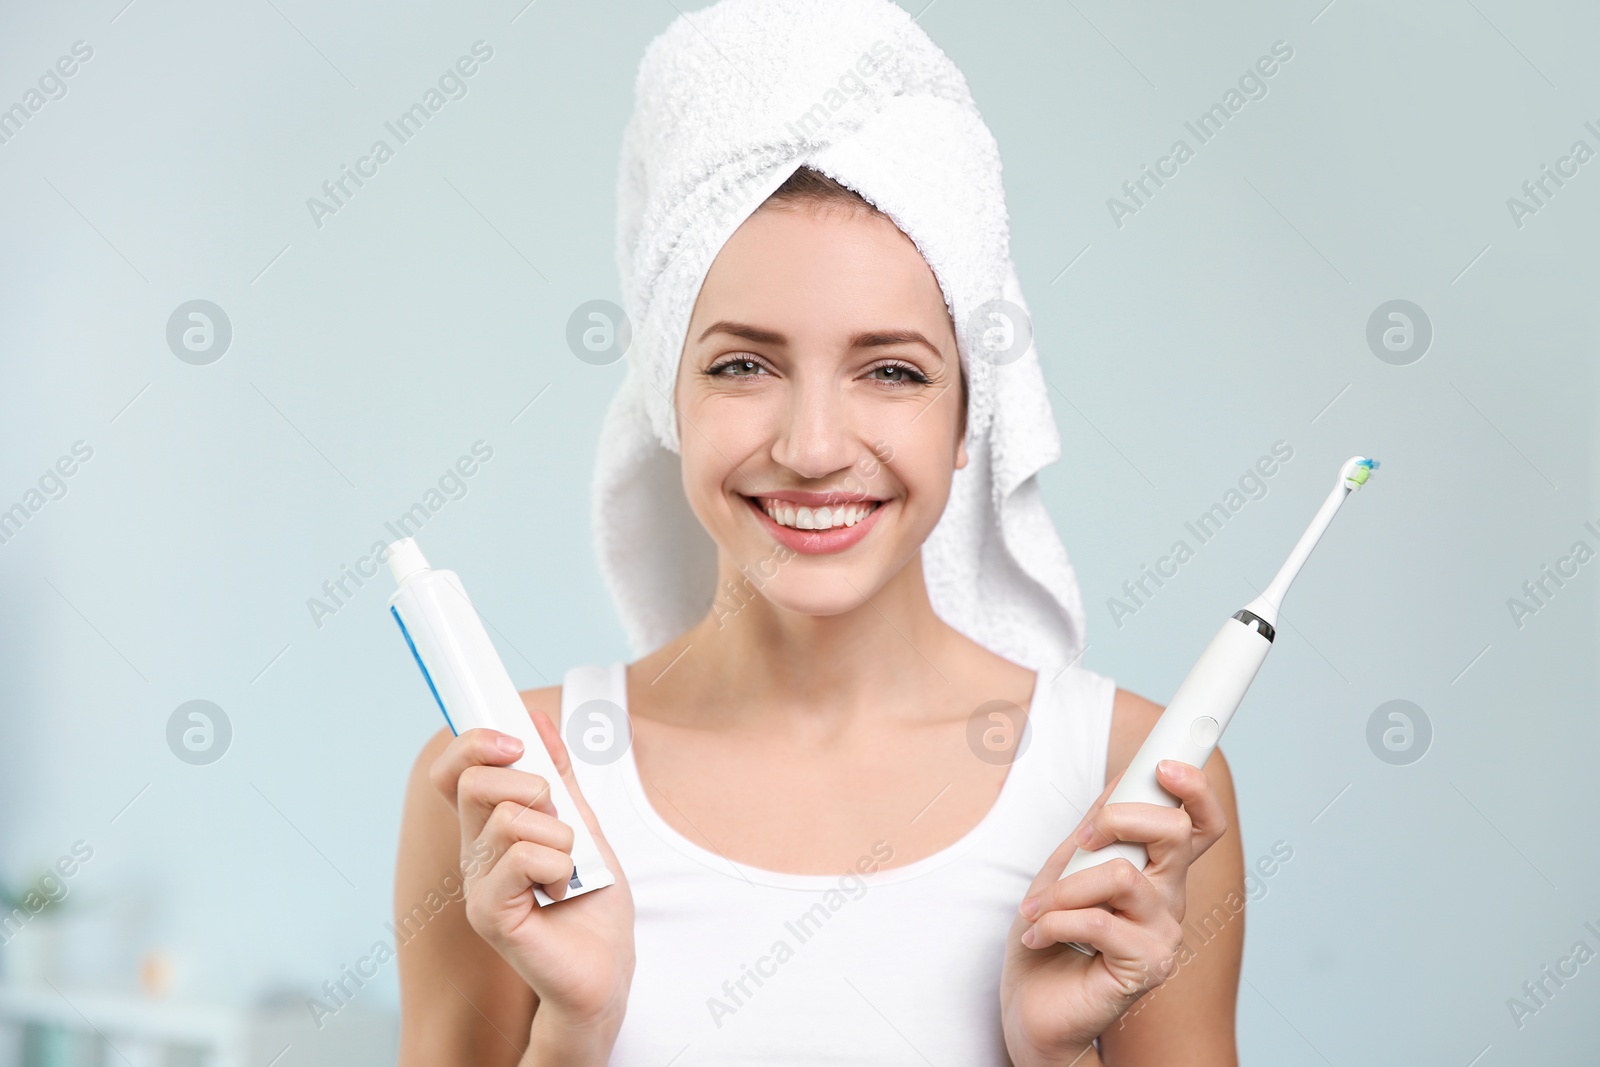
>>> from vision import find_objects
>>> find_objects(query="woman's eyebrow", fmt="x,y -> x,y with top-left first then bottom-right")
850,330 -> 945,363
697,321 -> 945,363
698,320 -> 786,345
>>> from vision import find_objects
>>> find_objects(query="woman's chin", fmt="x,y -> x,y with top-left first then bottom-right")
737,569 -> 896,620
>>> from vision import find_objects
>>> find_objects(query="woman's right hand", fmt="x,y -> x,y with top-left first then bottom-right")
428,713 -> 635,1041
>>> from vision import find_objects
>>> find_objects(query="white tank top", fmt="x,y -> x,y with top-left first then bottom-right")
559,659 -> 1117,1066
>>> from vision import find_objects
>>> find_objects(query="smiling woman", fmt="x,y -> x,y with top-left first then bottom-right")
675,175 -> 969,587
393,1 -> 1243,1064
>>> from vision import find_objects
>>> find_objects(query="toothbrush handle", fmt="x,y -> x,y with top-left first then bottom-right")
1056,614 -> 1272,955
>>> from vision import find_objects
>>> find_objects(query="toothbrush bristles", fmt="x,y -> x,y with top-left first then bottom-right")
1346,456 -> 1379,488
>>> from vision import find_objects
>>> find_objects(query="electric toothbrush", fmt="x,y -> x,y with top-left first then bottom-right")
386,537 -> 616,905
1058,456 -> 1378,955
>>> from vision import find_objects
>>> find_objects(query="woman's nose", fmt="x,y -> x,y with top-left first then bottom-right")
769,378 -> 859,480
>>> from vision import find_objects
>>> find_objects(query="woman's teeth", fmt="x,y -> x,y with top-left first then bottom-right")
758,498 -> 881,530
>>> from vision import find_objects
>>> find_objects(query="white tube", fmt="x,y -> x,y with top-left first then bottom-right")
386,538 -> 615,905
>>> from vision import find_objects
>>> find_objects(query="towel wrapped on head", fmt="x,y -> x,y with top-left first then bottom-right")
594,0 -> 1089,672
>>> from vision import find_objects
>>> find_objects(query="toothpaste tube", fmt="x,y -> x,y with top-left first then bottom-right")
386,537 -> 615,905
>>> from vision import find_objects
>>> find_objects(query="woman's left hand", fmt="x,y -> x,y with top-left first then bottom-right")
999,759 -> 1230,1065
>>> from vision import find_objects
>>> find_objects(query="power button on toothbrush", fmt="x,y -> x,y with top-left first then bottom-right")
1190,716 -> 1220,747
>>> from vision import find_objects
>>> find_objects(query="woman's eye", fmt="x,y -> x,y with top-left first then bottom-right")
870,363 -> 928,384
713,359 -> 765,377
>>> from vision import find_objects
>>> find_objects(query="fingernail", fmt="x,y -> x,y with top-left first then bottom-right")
1159,760 -> 1184,780
1020,895 -> 1040,920
1076,823 -> 1095,845
496,734 -> 524,756
1021,925 -> 1039,948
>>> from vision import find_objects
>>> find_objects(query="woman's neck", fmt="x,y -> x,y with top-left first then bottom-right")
648,550 -> 962,729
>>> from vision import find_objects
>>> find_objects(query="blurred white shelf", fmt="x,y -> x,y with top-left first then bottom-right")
0,984 -> 396,1067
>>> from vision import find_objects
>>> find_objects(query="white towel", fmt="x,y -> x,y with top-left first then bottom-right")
593,0 -> 1088,672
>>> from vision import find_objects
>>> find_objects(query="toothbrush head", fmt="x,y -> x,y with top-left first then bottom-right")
1340,456 -> 1379,490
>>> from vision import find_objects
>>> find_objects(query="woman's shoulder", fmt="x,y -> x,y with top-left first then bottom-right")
1107,686 -> 1164,783
1026,663 -> 1164,788
518,683 -> 563,727
406,684 -> 564,777
518,665 -> 624,732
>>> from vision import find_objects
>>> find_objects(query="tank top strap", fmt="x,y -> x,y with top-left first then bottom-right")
1028,660 -> 1118,827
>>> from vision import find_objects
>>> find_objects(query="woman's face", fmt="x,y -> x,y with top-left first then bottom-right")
674,201 -> 967,617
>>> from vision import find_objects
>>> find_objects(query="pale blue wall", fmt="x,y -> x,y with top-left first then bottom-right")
1,0 -> 1594,1063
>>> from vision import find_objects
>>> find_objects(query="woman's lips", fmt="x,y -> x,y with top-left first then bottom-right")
742,494 -> 888,555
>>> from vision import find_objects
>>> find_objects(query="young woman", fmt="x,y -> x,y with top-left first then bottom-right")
395,4 -> 1242,1064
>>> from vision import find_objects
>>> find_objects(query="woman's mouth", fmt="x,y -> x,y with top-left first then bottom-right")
741,494 -> 888,555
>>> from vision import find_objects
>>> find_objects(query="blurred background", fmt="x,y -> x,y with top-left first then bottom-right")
1,0 -> 1595,1063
